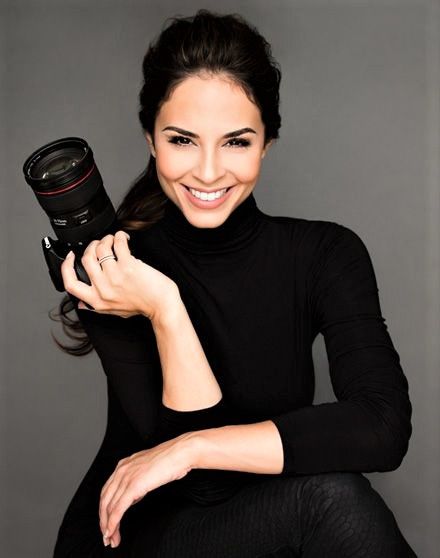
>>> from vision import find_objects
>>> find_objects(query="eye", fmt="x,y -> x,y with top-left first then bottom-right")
167,135 -> 193,147
166,135 -> 251,149
226,138 -> 251,148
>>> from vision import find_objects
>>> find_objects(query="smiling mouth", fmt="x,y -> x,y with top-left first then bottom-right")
182,185 -> 232,193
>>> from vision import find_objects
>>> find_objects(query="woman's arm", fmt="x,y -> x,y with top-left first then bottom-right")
150,304 -> 284,474
151,299 -> 223,411
184,422 -> 284,474
268,223 -> 413,475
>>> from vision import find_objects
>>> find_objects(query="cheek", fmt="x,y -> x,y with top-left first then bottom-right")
156,151 -> 189,179
231,152 -> 262,182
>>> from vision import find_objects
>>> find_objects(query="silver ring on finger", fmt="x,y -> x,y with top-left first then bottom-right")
98,254 -> 117,266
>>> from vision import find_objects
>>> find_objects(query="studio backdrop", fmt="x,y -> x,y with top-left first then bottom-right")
1,1 -> 438,557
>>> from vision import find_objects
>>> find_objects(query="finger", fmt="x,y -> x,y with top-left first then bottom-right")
99,469 -> 120,536
112,230 -> 132,264
81,240 -> 111,287
106,489 -> 136,539
111,526 -> 121,548
99,456 -> 131,535
61,251 -> 96,302
95,235 -> 118,271
106,481 -> 129,531
77,301 -> 93,311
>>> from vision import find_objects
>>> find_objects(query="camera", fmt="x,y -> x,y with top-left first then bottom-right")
23,137 -> 119,294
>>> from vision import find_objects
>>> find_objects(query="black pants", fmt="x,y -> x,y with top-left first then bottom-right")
127,470 -> 417,558
53,402 -> 418,557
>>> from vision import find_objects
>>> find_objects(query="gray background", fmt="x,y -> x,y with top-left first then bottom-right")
1,0 -> 438,556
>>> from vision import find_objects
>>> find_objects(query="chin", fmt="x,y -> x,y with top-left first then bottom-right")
174,183 -> 241,223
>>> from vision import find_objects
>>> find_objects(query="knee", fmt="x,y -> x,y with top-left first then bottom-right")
310,472 -> 371,500
295,473 -> 402,555
300,472 -> 378,518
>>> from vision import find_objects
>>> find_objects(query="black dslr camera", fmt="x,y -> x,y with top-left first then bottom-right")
23,137 -> 119,293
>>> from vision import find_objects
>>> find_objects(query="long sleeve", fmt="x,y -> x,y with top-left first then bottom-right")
271,223 -> 413,475
72,299 -> 163,443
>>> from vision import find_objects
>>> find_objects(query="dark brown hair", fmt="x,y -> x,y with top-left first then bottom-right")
50,8 -> 282,356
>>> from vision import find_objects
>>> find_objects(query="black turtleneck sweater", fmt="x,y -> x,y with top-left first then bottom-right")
69,192 -> 412,507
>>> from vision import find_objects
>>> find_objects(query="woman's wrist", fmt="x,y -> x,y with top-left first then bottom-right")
174,431 -> 201,471
145,284 -> 183,326
148,286 -> 223,410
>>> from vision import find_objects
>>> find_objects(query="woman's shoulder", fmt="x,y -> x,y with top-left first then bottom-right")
259,211 -> 374,283
260,210 -> 364,251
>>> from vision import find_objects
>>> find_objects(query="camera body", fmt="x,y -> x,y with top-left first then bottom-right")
23,137 -> 119,294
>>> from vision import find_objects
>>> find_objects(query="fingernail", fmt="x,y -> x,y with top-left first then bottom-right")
124,232 -> 130,240
103,535 -> 110,547
110,539 -> 116,548
66,250 -> 74,258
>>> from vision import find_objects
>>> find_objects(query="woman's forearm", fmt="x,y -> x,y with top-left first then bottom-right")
184,420 -> 284,475
148,293 -> 284,476
150,294 -> 223,411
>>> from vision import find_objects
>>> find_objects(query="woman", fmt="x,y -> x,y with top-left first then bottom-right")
53,9 -> 416,557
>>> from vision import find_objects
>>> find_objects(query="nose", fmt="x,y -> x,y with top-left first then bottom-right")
192,146 -> 226,185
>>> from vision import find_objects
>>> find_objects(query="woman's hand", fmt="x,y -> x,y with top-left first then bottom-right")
60,230 -> 179,321
100,435 -> 196,548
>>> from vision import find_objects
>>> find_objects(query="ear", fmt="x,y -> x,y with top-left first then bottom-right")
261,139 -> 274,159
145,132 -> 156,158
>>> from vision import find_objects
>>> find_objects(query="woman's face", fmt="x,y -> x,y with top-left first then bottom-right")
145,73 -> 273,229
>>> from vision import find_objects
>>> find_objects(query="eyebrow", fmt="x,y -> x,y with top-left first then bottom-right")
161,126 -> 257,139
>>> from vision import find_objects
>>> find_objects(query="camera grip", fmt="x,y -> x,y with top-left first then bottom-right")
41,236 -> 94,309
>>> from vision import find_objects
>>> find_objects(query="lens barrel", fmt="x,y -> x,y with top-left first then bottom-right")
23,137 -> 117,244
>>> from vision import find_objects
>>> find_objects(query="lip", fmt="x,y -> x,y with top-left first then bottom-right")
180,183 -> 234,209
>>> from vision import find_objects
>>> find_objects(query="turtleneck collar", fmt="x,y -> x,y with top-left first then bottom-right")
160,192 -> 265,255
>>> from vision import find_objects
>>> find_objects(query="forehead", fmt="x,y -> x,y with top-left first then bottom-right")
157,74 -> 263,128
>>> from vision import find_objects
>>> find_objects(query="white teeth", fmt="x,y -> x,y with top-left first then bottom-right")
189,187 -> 228,201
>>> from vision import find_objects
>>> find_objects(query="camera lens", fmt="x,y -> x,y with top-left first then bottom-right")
30,149 -> 83,180
23,137 -> 117,244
